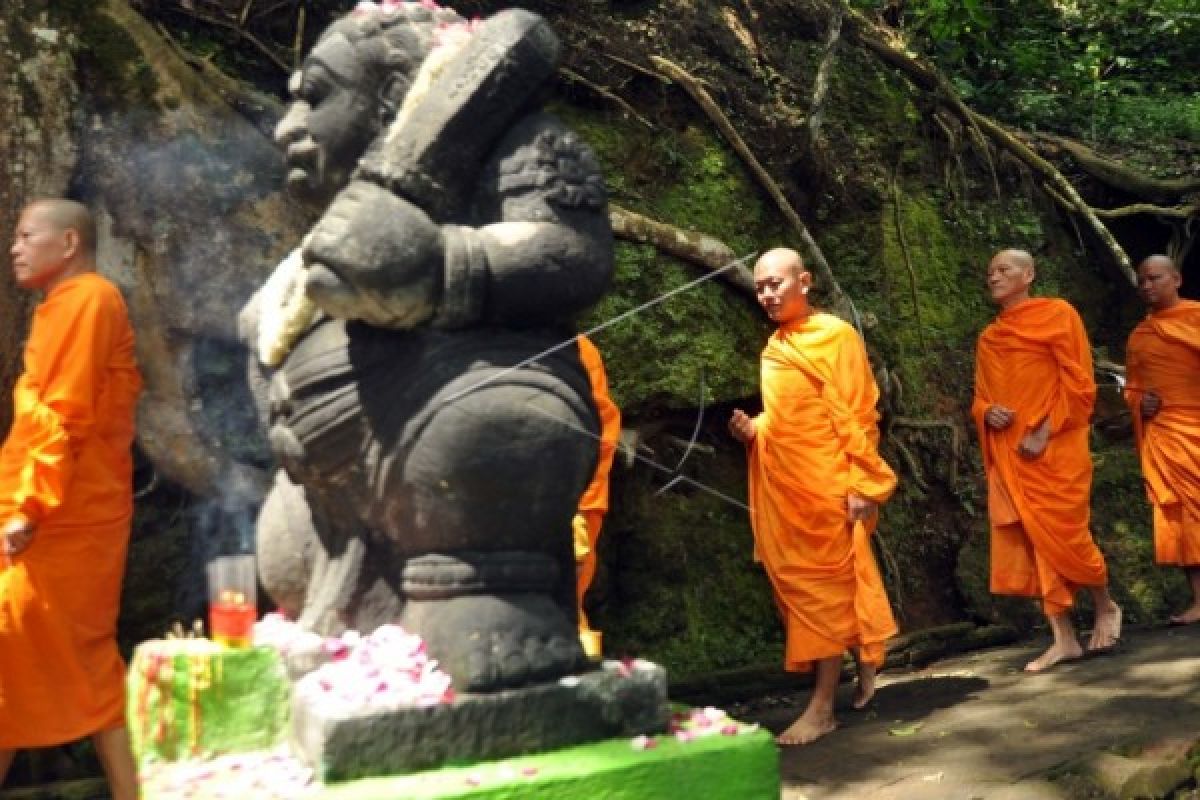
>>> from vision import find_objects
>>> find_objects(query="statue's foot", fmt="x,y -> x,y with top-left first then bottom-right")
401,553 -> 586,692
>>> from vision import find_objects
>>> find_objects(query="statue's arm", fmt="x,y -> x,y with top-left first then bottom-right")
436,113 -> 613,328
300,114 -> 612,330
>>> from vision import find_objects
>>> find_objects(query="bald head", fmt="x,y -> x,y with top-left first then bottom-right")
27,198 -> 97,258
755,247 -> 805,279
986,249 -> 1035,310
1136,254 -> 1181,312
996,249 -> 1034,271
1139,254 -> 1178,275
10,198 -> 97,292
753,247 -> 811,324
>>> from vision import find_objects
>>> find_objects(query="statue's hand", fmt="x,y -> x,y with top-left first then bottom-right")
303,180 -> 445,328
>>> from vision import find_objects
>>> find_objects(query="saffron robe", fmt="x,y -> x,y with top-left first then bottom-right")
0,273 -> 142,748
1124,299 -> 1200,566
972,297 -> 1107,616
575,335 -> 621,629
747,313 -> 898,672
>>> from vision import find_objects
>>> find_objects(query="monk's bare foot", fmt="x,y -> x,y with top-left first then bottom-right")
1024,640 -> 1083,673
852,663 -> 877,710
1088,603 -> 1122,651
775,708 -> 837,746
1168,605 -> 1200,626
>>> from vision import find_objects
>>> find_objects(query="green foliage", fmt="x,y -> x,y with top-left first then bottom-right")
896,0 -> 1200,144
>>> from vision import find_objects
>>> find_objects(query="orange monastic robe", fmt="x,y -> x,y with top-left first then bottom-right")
0,273 -> 142,748
972,297 -> 1106,616
1124,299 -> 1200,566
575,335 -> 621,627
747,313 -> 898,672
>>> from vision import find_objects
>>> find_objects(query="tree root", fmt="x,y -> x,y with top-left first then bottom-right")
560,67 -> 655,130
890,163 -> 925,347
807,7 -> 843,151
1092,203 -> 1199,220
1038,133 -> 1200,201
841,5 -> 1137,287
149,2 -> 291,73
649,55 -> 854,320
890,416 -> 963,486
609,205 -> 757,295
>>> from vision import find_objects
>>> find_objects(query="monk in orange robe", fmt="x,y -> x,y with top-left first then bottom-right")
973,248 -> 1121,673
1124,254 -> 1200,624
729,248 -> 898,746
0,199 -> 142,799
573,335 -> 622,658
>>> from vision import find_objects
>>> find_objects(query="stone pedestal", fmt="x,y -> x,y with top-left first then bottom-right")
292,661 -> 669,782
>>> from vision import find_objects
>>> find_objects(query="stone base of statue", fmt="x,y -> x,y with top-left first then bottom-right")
292,660 -> 669,782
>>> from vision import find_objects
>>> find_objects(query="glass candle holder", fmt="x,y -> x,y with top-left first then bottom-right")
206,554 -> 257,648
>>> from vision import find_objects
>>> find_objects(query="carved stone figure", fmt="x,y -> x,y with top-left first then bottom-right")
242,1 -> 613,694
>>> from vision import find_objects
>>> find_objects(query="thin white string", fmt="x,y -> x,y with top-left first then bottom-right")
440,251 -> 758,405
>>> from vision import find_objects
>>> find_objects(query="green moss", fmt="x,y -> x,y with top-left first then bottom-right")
583,244 -> 766,413
51,0 -> 161,112
551,106 -> 783,411
594,455 -> 783,679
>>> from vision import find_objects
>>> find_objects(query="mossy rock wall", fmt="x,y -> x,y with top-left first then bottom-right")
540,3 -> 1177,676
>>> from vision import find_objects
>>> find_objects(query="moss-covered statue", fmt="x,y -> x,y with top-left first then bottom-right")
240,1 -> 613,693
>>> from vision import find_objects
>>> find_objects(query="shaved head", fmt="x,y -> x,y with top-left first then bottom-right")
1138,254 -> 1178,275
986,249 -> 1036,310
753,247 -> 811,324
26,198 -> 97,257
1136,253 -> 1182,312
995,249 -> 1035,272
755,247 -> 806,279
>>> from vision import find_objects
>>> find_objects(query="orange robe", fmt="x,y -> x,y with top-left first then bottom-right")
747,313 -> 898,672
1124,299 -> 1200,566
972,297 -> 1106,616
575,335 -> 621,629
0,273 -> 142,748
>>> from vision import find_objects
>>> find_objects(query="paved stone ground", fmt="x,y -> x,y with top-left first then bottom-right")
737,624 -> 1200,799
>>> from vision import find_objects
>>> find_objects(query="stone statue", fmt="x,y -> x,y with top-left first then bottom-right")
241,1 -> 613,694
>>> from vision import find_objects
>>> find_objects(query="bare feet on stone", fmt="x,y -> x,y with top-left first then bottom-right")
775,708 -> 837,746
1088,603 -> 1122,652
852,663 -> 877,710
1024,639 -> 1083,673
1169,605 -> 1200,626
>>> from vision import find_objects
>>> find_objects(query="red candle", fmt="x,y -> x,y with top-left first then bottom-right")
209,589 -> 256,648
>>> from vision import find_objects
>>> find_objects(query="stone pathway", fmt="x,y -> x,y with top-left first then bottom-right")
739,624 -> 1200,799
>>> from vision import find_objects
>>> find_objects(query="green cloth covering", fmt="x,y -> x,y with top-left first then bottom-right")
313,727 -> 780,800
127,640 -> 290,763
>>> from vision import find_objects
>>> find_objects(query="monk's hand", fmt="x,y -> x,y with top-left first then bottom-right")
984,404 -> 1016,430
303,180 -> 444,329
846,493 -> 877,523
2,517 -> 35,558
1017,418 -> 1051,460
728,409 -> 756,444
1141,391 -> 1161,420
